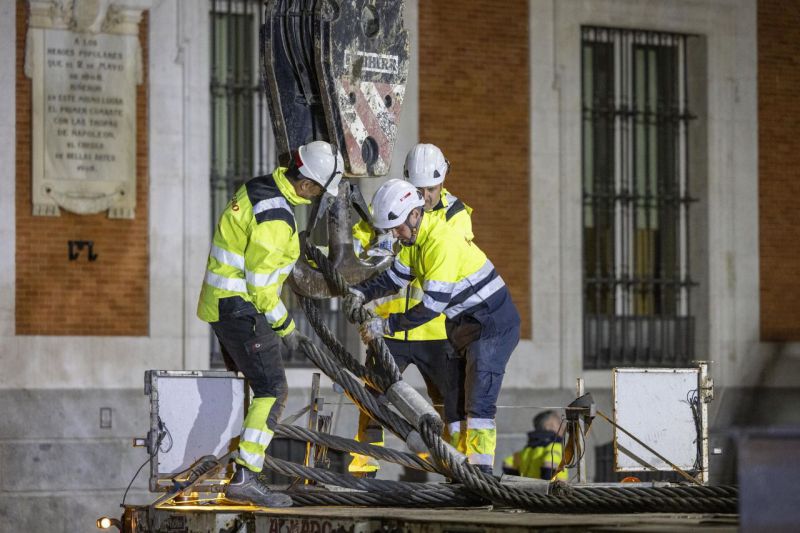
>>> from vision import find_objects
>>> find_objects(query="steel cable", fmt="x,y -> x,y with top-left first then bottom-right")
299,296 -> 391,392
304,243 -> 402,385
288,487 -> 485,508
296,336 -> 415,442
274,424 -> 438,473
293,243 -> 739,514
576,484 -> 739,499
264,455 -> 473,504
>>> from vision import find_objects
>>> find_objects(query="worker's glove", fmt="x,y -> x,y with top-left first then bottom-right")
359,317 -> 388,344
282,330 -> 305,354
343,289 -> 366,322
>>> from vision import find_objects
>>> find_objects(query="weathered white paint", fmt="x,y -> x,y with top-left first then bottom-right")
0,1 -> 16,342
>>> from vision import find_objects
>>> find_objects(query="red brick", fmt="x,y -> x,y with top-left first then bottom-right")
419,1 -> 531,338
759,0 -> 800,340
15,4 -> 150,336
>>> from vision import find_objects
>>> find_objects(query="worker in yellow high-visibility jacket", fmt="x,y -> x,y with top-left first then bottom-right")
345,179 -> 521,475
502,410 -> 568,481
197,141 -> 344,507
349,144 -> 472,477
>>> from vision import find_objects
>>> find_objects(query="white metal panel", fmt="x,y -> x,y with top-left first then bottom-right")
613,368 -> 699,472
156,375 -> 246,474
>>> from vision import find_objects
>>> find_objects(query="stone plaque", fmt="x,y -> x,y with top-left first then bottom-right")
25,1 -> 144,218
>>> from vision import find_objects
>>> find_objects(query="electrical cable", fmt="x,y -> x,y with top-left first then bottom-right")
121,417 -> 171,508
686,389 -> 703,472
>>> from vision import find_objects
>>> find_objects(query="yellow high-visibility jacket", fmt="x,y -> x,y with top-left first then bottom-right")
352,189 -> 473,341
353,212 -> 515,346
197,168 -> 309,336
502,432 -> 568,481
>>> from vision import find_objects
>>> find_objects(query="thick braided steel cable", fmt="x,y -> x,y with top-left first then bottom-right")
263,455 -> 467,502
302,243 -> 447,441
417,419 -> 736,514
288,487 -> 486,508
299,246 -> 640,511
304,243 -> 402,384
301,244 -> 736,514
269,446 -> 735,514
298,309 -> 453,476
298,295 -> 391,392
274,413 -> 737,513
296,337 -> 415,442
292,342 -> 736,513
263,455 -> 487,508
577,485 -> 739,499
274,424 -> 437,473
296,310 -> 453,477
547,480 -> 739,501
301,250 -> 572,510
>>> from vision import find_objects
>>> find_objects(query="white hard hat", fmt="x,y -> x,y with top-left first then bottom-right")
371,179 -> 425,229
295,140 -> 344,196
403,143 -> 449,188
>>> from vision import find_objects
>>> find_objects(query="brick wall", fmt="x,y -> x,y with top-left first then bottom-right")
759,0 -> 800,340
418,1 -> 531,338
15,4 -> 149,336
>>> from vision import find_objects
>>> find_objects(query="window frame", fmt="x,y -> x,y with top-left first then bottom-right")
580,26 -> 698,370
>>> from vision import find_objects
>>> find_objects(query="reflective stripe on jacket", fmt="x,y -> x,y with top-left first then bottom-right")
352,189 -> 474,341
197,168 -> 309,336
353,211 -> 509,336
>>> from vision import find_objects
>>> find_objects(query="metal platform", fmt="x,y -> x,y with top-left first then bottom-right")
121,504 -> 738,532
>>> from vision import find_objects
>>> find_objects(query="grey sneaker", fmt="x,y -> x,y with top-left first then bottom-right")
225,466 -> 293,508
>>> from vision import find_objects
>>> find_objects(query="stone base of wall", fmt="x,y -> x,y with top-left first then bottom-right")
2,385 -> 798,529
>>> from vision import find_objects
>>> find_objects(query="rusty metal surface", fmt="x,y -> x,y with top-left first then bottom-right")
261,0 -> 408,175
316,0 -> 409,176
122,504 -> 737,533
261,1 -> 406,296
262,0 -> 329,162
289,180 -> 390,299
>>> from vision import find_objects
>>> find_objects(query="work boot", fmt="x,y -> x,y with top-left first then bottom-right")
225,466 -> 293,508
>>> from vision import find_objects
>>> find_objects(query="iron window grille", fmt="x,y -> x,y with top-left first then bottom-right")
209,0 -> 353,367
581,26 -> 698,369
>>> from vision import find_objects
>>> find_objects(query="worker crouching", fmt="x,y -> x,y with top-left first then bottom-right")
502,410 -> 568,481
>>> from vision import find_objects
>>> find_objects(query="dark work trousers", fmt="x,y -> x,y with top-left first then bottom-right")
446,288 -> 521,420
461,323 -> 520,418
211,313 -> 288,433
359,338 -> 465,445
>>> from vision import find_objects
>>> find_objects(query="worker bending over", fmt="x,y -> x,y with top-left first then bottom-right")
502,410 -> 568,480
349,144 -> 471,477
197,141 -> 343,507
346,179 -> 520,474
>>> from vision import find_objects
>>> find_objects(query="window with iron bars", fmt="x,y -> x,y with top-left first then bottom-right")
209,0 -> 354,367
581,27 -> 697,369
